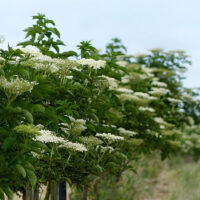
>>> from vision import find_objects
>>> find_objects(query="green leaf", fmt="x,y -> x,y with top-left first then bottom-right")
49,28 -> 60,38
55,40 -> 64,46
24,161 -> 35,171
31,104 -> 45,113
17,40 -> 32,47
46,19 -> 55,26
52,44 -> 59,53
16,164 -> 26,178
26,169 -> 37,187
32,142 -> 49,151
2,137 -> 16,152
37,34 -> 45,41
0,187 -> 5,200
94,165 -> 103,173
23,109 -> 34,123
59,51 -> 78,58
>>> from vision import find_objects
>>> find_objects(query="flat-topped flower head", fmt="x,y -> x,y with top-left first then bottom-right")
59,141 -> 87,152
96,133 -> 124,142
79,136 -> 103,147
113,87 -> 133,94
152,81 -> 167,88
62,115 -> 87,135
149,87 -> 170,96
121,75 -> 130,83
139,106 -> 155,112
116,61 -> 128,67
99,75 -> 119,89
167,97 -> 182,103
77,58 -> 106,70
154,117 -> 167,124
34,130 -> 67,144
0,76 -> 38,97
118,127 -> 137,137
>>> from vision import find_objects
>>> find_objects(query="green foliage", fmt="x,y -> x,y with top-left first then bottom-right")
77,41 -> 97,58
0,13 -> 198,199
17,13 -> 77,58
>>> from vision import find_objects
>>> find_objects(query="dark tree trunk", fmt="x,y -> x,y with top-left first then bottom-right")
59,181 -> 66,200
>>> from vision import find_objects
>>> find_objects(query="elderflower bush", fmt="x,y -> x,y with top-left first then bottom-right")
0,14 -> 198,199
181,125 -> 200,160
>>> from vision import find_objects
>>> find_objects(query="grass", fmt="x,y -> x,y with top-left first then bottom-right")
11,154 -> 200,200
87,154 -> 200,200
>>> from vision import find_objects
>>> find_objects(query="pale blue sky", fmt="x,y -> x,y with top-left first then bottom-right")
0,0 -> 200,88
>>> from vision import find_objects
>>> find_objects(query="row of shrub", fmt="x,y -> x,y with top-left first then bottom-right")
0,14 -> 199,199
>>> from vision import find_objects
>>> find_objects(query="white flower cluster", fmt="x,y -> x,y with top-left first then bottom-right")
117,91 -> 157,104
117,54 -> 135,58
72,66 -> 82,72
33,63 -> 59,73
118,127 -> 137,137
79,136 -> 103,147
134,92 -> 157,100
60,116 -> 87,135
34,129 -> 87,152
35,124 -> 44,129
139,106 -> 155,112
149,87 -> 170,96
152,81 -> 167,88
31,151 -> 39,158
154,117 -> 167,125
19,48 -> 40,55
59,141 -> 87,152
77,58 -> 106,70
116,61 -> 128,67
0,57 -> 5,62
142,67 -> 156,78
121,75 -> 130,83
34,130 -> 67,144
102,124 -> 116,128
65,75 -> 73,80
0,76 -> 38,97
142,67 -> 156,73
117,93 -> 139,102
96,133 -> 124,142
167,97 -> 182,103
139,74 -> 148,80
113,87 -> 133,94
183,94 -> 194,101
134,92 -> 150,99
20,48 -> 78,74
99,75 -> 119,89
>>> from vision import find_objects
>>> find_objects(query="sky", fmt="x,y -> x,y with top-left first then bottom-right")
0,0 -> 200,88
